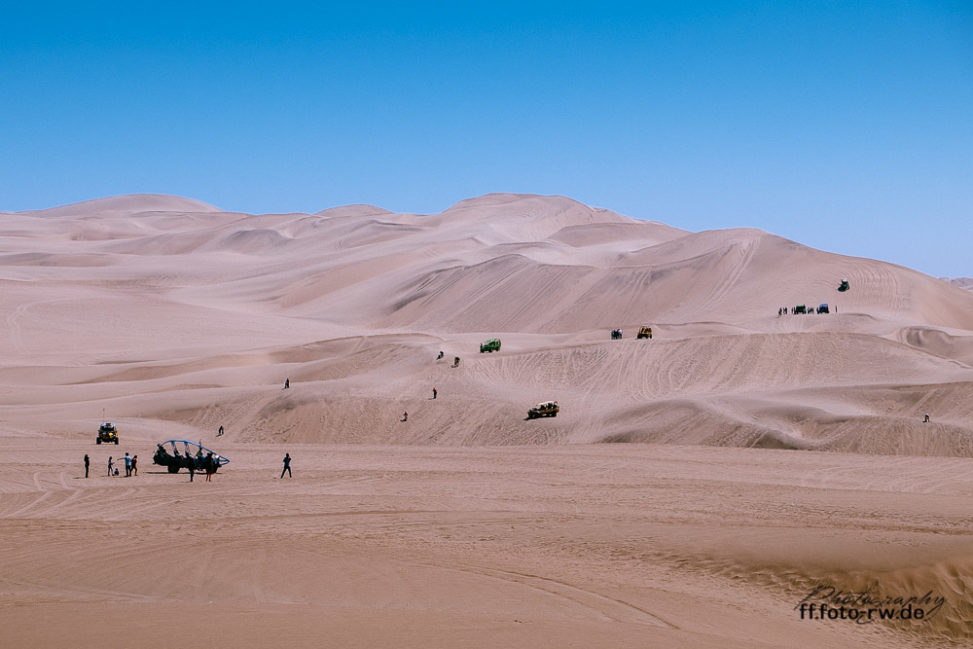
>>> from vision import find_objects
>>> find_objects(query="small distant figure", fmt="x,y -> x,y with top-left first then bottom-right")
402,411 -> 408,422
131,455 -> 138,476
124,452 -> 131,477
188,456 -> 195,482
218,425 -> 224,437
437,350 -> 444,360
107,456 -> 114,477
281,452 -> 292,478
453,357 -> 460,367
923,413 -> 930,423
432,387 -> 437,399
284,378 -> 290,389
84,454 -> 90,478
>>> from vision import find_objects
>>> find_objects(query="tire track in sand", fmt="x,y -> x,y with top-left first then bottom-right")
425,563 -> 678,629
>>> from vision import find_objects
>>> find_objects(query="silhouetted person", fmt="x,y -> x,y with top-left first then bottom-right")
84,454 -> 89,478
437,350 -> 444,360
188,457 -> 195,482
402,411 -> 408,422
107,456 -> 114,477
923,413 -> 930,423
281,453 -> 292,478
131,455 -> 138,476
284,378 -> 290,389
218,425 -> 224,437
432,387 -> 437,399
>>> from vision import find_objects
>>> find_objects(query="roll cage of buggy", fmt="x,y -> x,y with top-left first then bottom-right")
153,439 -> 230,474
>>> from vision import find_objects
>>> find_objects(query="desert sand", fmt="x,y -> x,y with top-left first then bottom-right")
1,193 -> 971,648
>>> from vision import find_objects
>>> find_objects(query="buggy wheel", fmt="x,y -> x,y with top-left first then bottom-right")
167,465 -> 180,474
96,438 -> 102,444
114,438 -> 119,445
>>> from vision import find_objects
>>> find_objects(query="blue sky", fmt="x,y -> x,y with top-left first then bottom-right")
2,1 -> 971,276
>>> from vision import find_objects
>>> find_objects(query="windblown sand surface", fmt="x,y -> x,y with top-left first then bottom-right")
2,193 -> 971,647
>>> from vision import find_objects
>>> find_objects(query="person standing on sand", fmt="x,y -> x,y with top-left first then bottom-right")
123,452 -> 131,477
218,425 -> 224,437
107,456 -> 114,476
402,411 -> 408,422
131,455 -> 138,476
432,387 -> 437,399
284,378 -> 290,389
205,452 -> 215,482
281,453 -> 292,478
188,456 -> 195,482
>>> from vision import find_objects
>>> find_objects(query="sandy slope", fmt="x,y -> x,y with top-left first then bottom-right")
1,193 -> 971,647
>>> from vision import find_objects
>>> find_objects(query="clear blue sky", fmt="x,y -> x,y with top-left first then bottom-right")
2,1 -> 971,276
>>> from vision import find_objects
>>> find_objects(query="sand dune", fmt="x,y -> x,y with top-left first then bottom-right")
1,192 -> 971,647
3,191 -> 971,451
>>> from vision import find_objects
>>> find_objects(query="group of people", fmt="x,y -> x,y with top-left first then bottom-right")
99,452 -> 138,477
778,305 -> 835,316
186,450 -> 220,482
88,449 -> 294,480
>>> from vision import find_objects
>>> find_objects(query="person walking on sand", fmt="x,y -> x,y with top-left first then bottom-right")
432,387 -> 437,399
107,456 -> 114,477
280,452 -> 292,478
284,378 -> 290,389
84,454 -> 90,478
402,411 -> 408,422
205,452 -> 215,482
218,425 -> 224,437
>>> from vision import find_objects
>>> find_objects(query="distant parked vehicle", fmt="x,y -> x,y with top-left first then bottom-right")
793,304 -> 807,314
96,422 -> 119,445
479,338 -> 501,353
637,326 -> 653,339
838,278 -> 850,292
817,303 -> 830,314
527,401 -> 559,419
610,329 -> 622,340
